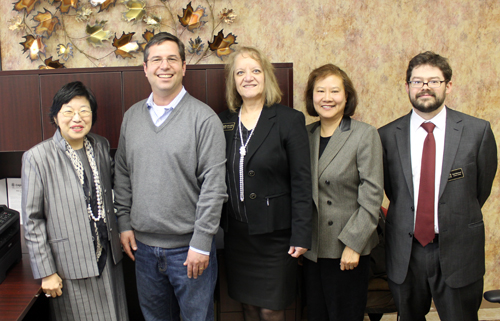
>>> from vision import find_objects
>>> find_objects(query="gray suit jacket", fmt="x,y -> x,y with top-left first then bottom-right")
304,117 -> 384,262
22,130 -> 122,280
379,107 -> 497,288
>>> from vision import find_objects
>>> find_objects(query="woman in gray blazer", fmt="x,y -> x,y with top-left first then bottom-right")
22,82 -> 128,321
302,64 -> 384,321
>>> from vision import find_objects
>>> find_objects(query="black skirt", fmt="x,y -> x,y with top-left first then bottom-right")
224,216 -> 297,310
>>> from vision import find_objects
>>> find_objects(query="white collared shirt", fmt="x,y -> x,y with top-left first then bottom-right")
410,107 -> 447,233
147,87 -> 187,127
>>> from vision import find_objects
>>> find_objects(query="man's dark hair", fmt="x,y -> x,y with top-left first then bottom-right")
143,32 -> 186,63
406,51 -> 452,83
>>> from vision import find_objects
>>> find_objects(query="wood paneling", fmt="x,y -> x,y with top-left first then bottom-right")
122,70 -> 151,112
0,75 -> 42,151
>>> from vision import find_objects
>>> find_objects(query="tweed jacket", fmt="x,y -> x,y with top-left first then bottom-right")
379,108 -> 497,288
304,117 -> 384,262
219,104 -> 313,248
22,130 -> 122,280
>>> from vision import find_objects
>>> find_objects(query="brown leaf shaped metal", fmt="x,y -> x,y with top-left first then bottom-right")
56,0 -> 79,13
39,57 -> 65,69
139,30 -> 155,51
208,30 -> 237,59
13,0 -> 40,14
178,2 -> 207,32
33,9 -> 60,38
97,0 -> 116,12
112,32 -> 139,58
20,35 -> 46,61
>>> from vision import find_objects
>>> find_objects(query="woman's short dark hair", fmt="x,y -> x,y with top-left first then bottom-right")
143,32 -> 186,63
305,64 -> 358,117
49,81 -> 98,126
406,51 -> 452,83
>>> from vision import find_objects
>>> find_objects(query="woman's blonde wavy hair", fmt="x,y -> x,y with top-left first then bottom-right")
225,46 -> 282,112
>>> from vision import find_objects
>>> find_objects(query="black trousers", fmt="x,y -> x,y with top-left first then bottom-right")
303,255 -> 370,321
388,240 -> 483,321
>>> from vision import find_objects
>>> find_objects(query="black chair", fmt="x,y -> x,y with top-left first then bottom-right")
484,290 -> 500,303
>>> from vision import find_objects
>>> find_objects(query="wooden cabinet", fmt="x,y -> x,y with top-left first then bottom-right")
0,63 -> 293,154
0,75 -> 42,151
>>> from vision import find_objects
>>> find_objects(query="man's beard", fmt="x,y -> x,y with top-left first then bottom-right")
409,90 -> 445,114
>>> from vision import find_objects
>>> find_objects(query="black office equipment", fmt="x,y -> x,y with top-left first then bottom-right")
0,205 -> 22,284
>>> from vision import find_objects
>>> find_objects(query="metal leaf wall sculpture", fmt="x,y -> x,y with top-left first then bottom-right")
9,0 -> 239,67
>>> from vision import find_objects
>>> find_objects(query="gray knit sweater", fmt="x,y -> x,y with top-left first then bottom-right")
114,93 -> 227,252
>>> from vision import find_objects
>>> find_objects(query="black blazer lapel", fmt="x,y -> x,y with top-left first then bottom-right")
439,108 -> 463,197
245,105 -> 277,164
221,111 -> 238,157
395,112 -> 414,199
309,122 -> 321,208
318,117 -> 352,178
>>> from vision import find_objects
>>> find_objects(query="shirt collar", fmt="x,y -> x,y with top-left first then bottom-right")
410,106 -> 447,133
146,87 -> 187,114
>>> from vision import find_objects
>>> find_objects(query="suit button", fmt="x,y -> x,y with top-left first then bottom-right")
328,221 -> 333,226
325,180 -> 330,185
249,193 -> 257,199
248,170 -> 255,177
411,206 -> 414,211
110,228 -> 113,232
327,200 -> 332,205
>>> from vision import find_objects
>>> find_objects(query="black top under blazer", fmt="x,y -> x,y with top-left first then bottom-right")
219,104 -> 313,248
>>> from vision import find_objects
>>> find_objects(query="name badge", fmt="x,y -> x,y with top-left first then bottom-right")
448,168 -> 464,181
223,122 -> 235,131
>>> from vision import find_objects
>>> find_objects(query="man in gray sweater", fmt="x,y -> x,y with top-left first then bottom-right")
114,32 -> 227,321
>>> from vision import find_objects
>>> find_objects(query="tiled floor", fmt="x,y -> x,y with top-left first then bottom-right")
363,307 -> 500,320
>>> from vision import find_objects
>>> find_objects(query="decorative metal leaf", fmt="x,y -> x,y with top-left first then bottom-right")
143,14 -> 161,28
112,32 -> 139,58
75,7 -> 92,22
20,35 -> 46,61
13,0 -> 40,14
208,30 -> 237,60
33,9 -> 60,38
219,8 -> 236,24
39,57 -> 65,69
188,36 -> 204,55
178,2 -> 207,33
139,29 -> 155,51
86,20 -> 112,47
56,43 -> 73,60
122,0 -> 146,23
55,0 -> 79,13
90,0 -> 116,12
9,16 -> 26,31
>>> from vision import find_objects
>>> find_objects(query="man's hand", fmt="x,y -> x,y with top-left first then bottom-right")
183,249 -> 209,279
340,246 -> 360,271
288,246 -> 307,258
42,273 -> 63,298
120,230 -> 137,261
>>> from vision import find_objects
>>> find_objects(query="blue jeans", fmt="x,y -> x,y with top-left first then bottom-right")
135,239 -> 217,321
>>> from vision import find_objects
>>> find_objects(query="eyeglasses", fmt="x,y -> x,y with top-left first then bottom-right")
59,109 -> 92,118
408,80 -> 446,88
147,56 -> 181,66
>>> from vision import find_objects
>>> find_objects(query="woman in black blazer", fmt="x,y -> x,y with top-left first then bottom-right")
219,47 -> 312,321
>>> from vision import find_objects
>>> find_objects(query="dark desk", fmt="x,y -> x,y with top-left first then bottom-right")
0,253 -> 43,320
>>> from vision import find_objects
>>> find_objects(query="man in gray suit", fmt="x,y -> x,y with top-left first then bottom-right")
379,52 -> 497,320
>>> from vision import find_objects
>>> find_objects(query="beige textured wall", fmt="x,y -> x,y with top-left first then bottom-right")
2,0 -> 500,290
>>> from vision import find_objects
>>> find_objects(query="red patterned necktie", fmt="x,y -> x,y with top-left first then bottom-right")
414,122 -> 436,246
